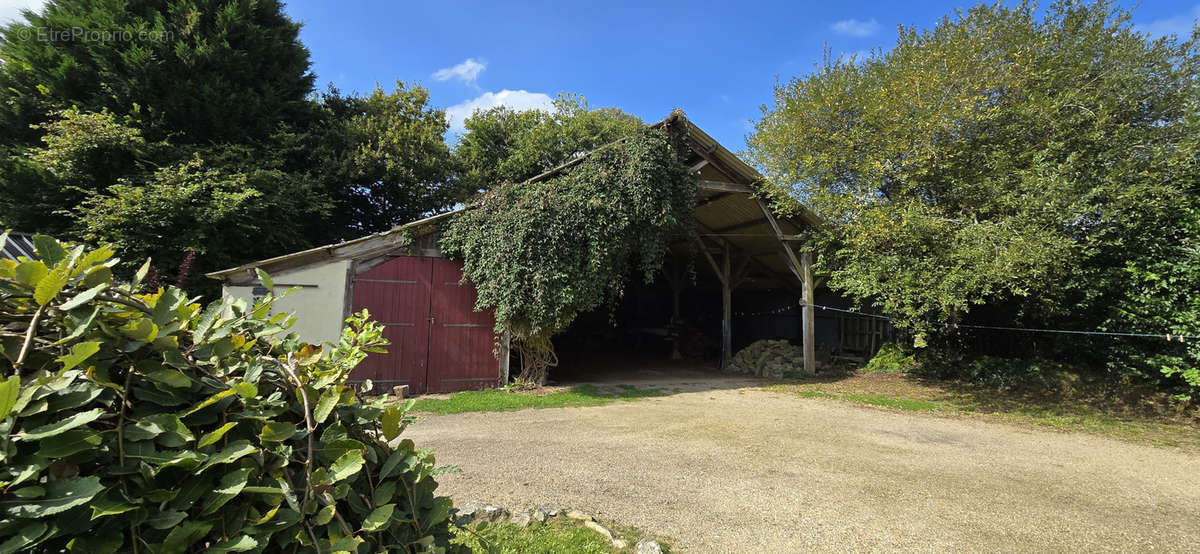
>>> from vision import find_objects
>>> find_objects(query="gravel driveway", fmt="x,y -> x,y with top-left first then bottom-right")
406,376 -> 1200,552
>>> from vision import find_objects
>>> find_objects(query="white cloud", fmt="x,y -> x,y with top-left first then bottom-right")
432,58 -> 486,85
0,0 -> 44,24
445,89 -> 554,134
1136,5 -> 1200,38
831,18 -> 880,38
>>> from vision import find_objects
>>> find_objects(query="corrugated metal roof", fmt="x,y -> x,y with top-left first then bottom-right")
2,232 -> 37,262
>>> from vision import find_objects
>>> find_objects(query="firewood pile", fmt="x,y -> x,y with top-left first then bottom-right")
730,339 -> 805,377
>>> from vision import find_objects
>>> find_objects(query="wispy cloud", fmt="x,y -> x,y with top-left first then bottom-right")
1135,5 -> 1200,38
445,89 -> 554,134
432,58 -> 486,86
831,18 -> 880,38
0,0 -> 44,24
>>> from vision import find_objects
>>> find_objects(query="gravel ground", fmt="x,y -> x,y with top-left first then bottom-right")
406,376 -> 1200,552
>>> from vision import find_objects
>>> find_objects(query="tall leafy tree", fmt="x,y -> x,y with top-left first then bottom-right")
312,82 -> 454,241
453,94 -> 643,194
0,0 -> 315,146
749,1 -> 1200,392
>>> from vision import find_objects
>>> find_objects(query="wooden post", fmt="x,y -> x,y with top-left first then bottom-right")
498,329 -> 511,385
801,251 -> 815,375
721,243 -> 732,371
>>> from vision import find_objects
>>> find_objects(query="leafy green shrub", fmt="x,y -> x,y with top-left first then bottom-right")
862,343 -> 916,374
440,125 -> 696,385
0,234 -> 459,553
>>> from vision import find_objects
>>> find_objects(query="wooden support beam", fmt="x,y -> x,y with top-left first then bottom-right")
721,242 -> 732,371
801,252 -> 815,376
694,223 -> 804,298
699,180 -> 753,193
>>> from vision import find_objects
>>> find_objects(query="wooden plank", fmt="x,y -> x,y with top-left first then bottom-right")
801,251 -> 815,376
699,180 -> 753,193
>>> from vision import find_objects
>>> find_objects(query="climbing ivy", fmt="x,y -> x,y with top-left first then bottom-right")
440,126 -> 696,385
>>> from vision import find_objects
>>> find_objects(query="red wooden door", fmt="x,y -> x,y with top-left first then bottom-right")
350,257 -> 432,392
428,259 -> 498,392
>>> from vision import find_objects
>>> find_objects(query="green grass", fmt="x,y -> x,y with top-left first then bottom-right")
411,384 -> 667,415
449,519 -> 671,554
450,520 -> 618,553
770,373 -> 1200,449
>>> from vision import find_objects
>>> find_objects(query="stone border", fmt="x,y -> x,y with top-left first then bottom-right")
451,501 -> 664,553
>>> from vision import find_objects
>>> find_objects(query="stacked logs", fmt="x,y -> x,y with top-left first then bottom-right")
730,339 -> 805,378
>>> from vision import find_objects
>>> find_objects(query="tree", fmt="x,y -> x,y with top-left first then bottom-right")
453,94 -> 643,194
749,0 -> 1200,394
0,0 -> 315,147
750,0 -> 1199,325
312,83 -> 454,241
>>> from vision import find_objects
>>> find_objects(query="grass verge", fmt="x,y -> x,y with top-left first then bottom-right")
771,373 -> 1200,450
411,384 -> 666,415
450,518 -> 671,553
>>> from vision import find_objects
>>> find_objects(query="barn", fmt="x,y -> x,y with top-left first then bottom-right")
206,111 -> 886,394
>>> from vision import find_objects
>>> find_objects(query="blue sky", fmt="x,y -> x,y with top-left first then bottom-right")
2,1 -> 1198,149
278,0 -> 1199,149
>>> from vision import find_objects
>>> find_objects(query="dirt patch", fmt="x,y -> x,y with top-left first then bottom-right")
406,381 -> 1200,552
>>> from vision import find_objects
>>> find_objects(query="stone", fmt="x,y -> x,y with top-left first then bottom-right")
452,501 -> 484,525
636,538 -> 664,554
480,504 -> 509,523
451,502 -> 508,525
612,538 -> 628,549
531,508 -> 547,523
583,520 -> 613,541
538,504 -> 559,517
564,509 -> 592,522
510,509 -> 532,528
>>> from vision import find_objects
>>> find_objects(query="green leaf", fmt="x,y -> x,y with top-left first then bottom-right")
255,268 -> 274,290
233,381 -> 257,398
31,235 -> 66,267
327,535 -> 365,552
380,405 -> 403,442
14,260 -> 48,287
18,408 -> 104,440
60,283 -> 108,311
201,467 -> 253,515
145,510 -> 188,530
33,267 -> 68,305
180,388 -> 235,417
161,520 -> 213,554
67,532 -> 122,554
0,521 -> 47,554
313,387 -> 339,424
0,375 -> 20,421
89,489 -> 138,519
3,475 -> 103,517
198,440 -> 257,471
38,428 -> 102,457
57,341 -> 101,371
10,486 -> 43,498
146,368 -> 191,389
132,258 -> 151,289
83,265 -> 113,288
258,421 -> 296,443
329,450 -> 365,483
313,504 -> 335,525
119,318 -> 158,342
372,481 -> 396,505
361,503 -> 394,531
205,535 -> 258,553
197,422 -> 237,448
